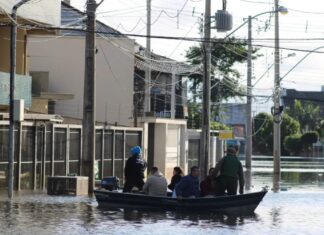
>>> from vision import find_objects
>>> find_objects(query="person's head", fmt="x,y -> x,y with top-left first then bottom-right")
173,166 -> 184,176
227,146 -> 237,156
208,167 -> 215,176
190,166 -> 200,177
131,146 -> 142,156
150,166 -> 159,175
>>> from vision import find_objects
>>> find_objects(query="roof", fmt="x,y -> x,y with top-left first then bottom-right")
282,89 -> 324,103
61,1 -> 124,37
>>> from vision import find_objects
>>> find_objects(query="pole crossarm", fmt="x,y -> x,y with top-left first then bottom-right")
280,45 -> 324,81
224,10 -> 278,39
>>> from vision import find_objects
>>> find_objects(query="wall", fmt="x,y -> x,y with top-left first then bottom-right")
0,27 -> 26,74
27,36 -> 135,126
0,0 -> 60,26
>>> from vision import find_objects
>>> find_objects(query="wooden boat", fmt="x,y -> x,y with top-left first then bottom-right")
94,189 -> 267,215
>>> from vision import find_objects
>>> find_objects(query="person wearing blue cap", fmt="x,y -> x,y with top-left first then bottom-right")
123,146 -> 147,192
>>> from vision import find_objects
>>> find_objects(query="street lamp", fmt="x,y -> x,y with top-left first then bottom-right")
224,5 -> 288,171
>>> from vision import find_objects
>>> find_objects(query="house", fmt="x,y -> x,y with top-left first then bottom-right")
282,86 -> 324,116
0,0 -> 60,112
27,1 -> 135,126
218,103 -> 247,154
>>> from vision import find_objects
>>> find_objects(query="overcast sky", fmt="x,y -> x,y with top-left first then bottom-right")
71,0 -> 324,112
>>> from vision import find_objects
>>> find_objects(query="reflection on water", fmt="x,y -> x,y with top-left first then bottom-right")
1,157 -> 324,234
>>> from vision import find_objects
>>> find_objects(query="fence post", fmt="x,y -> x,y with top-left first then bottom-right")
66,126 -> 70,176
17,122 -> 23,191
51,124 -> 55,176
33,124 -> 38,190
101,128 -> 104,179
42,124 -> 46,190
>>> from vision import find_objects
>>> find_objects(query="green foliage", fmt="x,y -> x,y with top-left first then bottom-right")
281,114 -> 300,155
284,134 -> 302,156
210,121 -> 231,131
253,113 -> 300,155
187,101 -> 201,129
285,100 -> 321,133
317,119 -> 324,139
185,37 -> 261,115
253,112 -> 273,154
301,131 -> 319,149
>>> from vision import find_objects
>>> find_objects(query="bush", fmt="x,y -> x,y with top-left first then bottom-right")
301,132 -> 318,146
284,134 -> 302,156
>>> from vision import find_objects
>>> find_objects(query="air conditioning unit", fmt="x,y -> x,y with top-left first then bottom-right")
215,10 -> 233,32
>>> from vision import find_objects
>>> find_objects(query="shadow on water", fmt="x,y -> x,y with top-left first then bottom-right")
96,206 -> 260,227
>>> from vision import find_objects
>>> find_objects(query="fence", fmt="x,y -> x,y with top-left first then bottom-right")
0,121 -> 142,190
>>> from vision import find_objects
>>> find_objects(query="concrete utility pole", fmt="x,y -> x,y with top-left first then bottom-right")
144,0 -> 152,115
8,0 -> 30,199
201,0 -> 211,178
82,0 -> 103,194
245,16 -> 252,170
273,0 -> 281,187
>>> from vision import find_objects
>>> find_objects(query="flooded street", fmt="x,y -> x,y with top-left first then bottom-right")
1,157 -> 324,235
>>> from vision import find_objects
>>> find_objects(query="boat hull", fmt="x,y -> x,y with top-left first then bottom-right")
94,189 -> 267,215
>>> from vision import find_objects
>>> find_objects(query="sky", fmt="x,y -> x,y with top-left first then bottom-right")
70,0 -> 324,113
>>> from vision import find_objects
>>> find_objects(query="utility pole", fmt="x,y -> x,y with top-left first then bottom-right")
201,0 -> 211,178
273,0 -> 281,188
245,16 -> 252,170
144,0 -> 151,116
82,0 -> 103,194
8,0 -> 30,199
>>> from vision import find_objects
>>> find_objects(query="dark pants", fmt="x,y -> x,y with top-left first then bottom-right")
123,179 -> 144,192
213,175 -> 238,196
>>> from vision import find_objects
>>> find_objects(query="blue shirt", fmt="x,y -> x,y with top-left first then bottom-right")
175,174 -> 200,198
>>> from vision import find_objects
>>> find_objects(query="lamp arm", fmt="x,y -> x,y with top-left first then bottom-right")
280,45 -> 324,81
224,10 -> 275,39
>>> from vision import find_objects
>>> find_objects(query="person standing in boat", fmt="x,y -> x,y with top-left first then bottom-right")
123,146 -> 147,192
212,147 -> 244,196
142,166 -> 168,196
168,166 -> 184,191
175,166 -> 200,198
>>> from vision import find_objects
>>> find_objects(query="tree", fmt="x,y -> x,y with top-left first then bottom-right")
285,100 -> 321,133
316,119 -> 324,139
210,121 -> 231,131
301,131 -> 318,155
253,112 -> 273,154
187,101 -> 201,129
186,37 -> 261,114
253,113 -> 300,155
281,114 -> 300,155
284,134 -> 302,156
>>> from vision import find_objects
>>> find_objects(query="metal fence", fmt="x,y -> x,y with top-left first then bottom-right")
0,121 -> 142,190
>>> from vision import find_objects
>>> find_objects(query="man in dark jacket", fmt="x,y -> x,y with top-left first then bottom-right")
175,166 -> 200,198
212,147 -> 244,196
123,146 -> 147,192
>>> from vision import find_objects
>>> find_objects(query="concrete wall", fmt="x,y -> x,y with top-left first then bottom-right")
0,27 -> 26,75
0,0 -> 60,26
27,36 -> 135,126
30,98 -> 48,114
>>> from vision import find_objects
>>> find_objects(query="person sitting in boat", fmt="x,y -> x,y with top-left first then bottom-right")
175,166 -> 200,198
200,167 -> 215,197
168,166 -> 184,191
142,166 -> 168,196
123,146 -> 147,193
212,147 -> 244,196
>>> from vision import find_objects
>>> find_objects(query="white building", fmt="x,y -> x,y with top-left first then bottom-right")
27,2 -> 135,126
